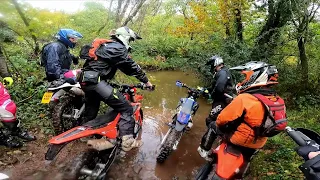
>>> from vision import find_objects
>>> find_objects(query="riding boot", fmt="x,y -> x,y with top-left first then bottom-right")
0,128 -> 22,148
121,134 -> 142,152
2,121 -> 36,141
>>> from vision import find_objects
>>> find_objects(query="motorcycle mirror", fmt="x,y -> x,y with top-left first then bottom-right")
176,80 -> 183,87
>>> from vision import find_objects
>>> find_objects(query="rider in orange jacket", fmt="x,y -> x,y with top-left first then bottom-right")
198,61 -> 284,160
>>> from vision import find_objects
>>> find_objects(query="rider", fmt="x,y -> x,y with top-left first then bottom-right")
198,62 -> 283,165
41,29 -> 83,84
198,55 -> 233,157
296,145 -> 320,179
80,26 -> 152,151
0,46 -> 36,148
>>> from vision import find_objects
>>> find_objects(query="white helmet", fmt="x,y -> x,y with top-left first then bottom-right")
230,61 -> 279,93
206,55 -> 224,72
111,26 -> 142,50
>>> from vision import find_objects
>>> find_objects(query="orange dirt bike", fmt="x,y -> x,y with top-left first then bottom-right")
195,135 -> 258,180
45,83 -> 155,180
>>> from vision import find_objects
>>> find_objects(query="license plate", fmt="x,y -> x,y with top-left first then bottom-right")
41,92 -> 54,104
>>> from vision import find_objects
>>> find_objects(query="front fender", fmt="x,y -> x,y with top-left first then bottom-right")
175,121 -> 186,132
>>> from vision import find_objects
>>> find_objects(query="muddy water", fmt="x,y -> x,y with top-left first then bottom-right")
108,71 -> 212,180
0,71 -> 212,180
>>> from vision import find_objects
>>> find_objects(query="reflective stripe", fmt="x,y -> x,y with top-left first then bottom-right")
1,99 -> 11,109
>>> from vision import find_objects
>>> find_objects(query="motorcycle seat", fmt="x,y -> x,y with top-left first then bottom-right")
83,109 -> 119,129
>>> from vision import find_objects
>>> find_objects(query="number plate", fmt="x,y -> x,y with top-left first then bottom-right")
41,92 -> 54,104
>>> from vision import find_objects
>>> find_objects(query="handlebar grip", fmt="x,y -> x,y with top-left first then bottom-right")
144,85 -> 156,91
286,127 -> 307,146
224,93 -> 234,99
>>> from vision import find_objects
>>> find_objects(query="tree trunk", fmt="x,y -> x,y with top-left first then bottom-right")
251,0 -> 292,60
235,8 -> 243,42
115,0 -> 124,27
12,0 -> 39,55
122,0 -> 146,26
297,36 -> 308,86
96,0 -> 114,35
119,0 -> 131,23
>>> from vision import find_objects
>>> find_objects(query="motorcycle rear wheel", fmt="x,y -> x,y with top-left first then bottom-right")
52,96 -> 82,134
62,149 -> 97,180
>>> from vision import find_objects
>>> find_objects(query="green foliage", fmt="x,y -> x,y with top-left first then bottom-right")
250,107 -> 320,179
0,1 -> 320,178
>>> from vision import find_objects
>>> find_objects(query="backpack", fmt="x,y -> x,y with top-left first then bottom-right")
79,39 -> 113,60
246,93 -> 288,140
39,43 -> 50,67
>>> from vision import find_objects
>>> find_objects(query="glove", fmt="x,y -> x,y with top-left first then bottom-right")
49,79 -> 65,88
65,77 -> 76,85
3,77 -> 13,87
72,56 -> 79,65
296,143 -> 319,160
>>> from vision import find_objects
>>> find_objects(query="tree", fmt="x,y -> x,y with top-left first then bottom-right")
251,0 -> 293,60
290,0 -> 320,86
11,0 -> 39,55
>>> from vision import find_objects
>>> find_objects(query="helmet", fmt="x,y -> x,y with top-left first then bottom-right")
206,55 -> 224,72
56,29 -> 83,48
230,61 -> 279,93
111,26 -> 142,50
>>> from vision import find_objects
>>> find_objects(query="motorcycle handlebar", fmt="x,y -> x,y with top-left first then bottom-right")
285,126 -> 309,146
110,83 -> 155,91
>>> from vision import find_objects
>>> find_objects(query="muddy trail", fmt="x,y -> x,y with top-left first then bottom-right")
0,71 -> 211,180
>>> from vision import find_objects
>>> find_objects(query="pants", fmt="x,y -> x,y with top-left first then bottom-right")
205,100 -> 227,127
82,81 -> 134,136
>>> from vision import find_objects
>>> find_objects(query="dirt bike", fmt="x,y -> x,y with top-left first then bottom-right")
195,133 -> 260,180
41,70 -> 85,134
285,126 -> 320,180
156,80 -> 209,163
45,83 -> 155,180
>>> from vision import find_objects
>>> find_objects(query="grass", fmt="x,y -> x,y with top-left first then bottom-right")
249,106 -> 320,179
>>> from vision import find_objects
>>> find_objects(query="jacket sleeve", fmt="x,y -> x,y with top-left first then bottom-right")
0,47 -> 10,78
214,70 -> 228,94
45,45 -> 62,79
216,95 -> 245,126
116,57 -> 149,83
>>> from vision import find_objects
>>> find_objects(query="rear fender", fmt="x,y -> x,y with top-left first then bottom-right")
50,89 -> 66,102
49,118 -> 120,144
215,143 -> 244,179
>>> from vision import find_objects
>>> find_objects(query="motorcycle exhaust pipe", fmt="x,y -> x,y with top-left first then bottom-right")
87,139 -> 115,151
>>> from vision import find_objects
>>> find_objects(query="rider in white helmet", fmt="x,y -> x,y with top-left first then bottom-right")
81,26 -> 152,151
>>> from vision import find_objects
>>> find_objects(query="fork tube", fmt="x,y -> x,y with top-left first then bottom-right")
161,128 -> 172,146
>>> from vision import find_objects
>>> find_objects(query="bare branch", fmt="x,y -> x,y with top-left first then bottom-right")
122,0 -> 147,26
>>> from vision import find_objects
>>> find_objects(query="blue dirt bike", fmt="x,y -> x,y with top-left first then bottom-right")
156,81 -> 209,163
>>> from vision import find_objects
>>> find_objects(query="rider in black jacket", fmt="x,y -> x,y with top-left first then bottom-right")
81,26 -> 152,151
198,55 -> 233,159
41,29 -> 83,83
